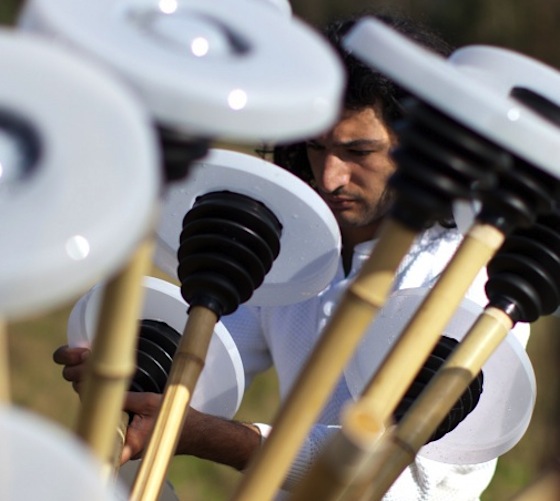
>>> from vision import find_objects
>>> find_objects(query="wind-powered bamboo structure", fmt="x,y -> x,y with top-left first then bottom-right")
231,19 -> 560,501
294,151 -> 557,500
231,61 -> 507,501
287,22 -> 560,501
350,210 -> 560,501
17,1 -> 344,493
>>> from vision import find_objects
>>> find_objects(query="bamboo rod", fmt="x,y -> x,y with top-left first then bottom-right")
352,307 -> 513,501
111,411 -> 131,473
359,223 -> 505,423
0,318 -> 10,402
76,239 -> 154,468
230,218 -> 418,501
130,305 -> 218,501
288,400 -> 385,501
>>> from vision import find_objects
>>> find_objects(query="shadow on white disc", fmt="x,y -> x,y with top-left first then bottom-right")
344,287 -> 536,464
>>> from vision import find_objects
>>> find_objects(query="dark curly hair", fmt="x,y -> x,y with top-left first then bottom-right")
269,10 -> 453,186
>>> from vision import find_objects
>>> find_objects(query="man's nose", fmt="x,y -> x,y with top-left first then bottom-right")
320,154 -> 350,193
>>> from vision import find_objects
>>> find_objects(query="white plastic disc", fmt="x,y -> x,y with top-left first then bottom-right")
344,287 -> 536,464
0,405 -> 127,500
260,0 -> 293,17
67,276 -> 244,419
344,18 -> 560,179
19,0 -> 343,142
153,149 -> 341,306
0,30 -> 159,319
452,199 -> 481,236
450,45 -> 560,105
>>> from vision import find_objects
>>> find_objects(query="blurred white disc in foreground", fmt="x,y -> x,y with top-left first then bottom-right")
344,287 -> 536,464
0,30 -> 159,319
0,405 -> 127,500
344,17 -> 560,179
258,0 -> 292,17
19,0 -> 343,142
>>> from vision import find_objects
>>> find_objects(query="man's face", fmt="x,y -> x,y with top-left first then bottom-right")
306,106 -> 397,234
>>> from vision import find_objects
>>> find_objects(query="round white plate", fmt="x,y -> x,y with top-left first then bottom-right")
344,18 -> 560,179
261,0 -> 293,17
452,199 -> 481,235
0,30 -> 159,319
344,287 -> 536,464
154,149 -> 341,306
450,44 -> 560,106
67,276 -> 245,419
19,0 -> 343,142
0,405 -> 127,500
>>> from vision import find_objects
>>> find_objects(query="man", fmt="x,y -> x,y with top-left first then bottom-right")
54,11 -> 529,500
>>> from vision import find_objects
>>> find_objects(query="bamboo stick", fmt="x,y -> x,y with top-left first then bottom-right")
0,319 -> 10,402
230,218 -> 418,501
352,307 -> 513,501
76,239 -> 154,469
130,305 -> 218,501
288,400 -> 385,501
111,411 -> 131,473
359,223 -> 505,422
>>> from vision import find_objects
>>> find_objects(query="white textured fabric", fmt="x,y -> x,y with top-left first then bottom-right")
221,224 -> 529,500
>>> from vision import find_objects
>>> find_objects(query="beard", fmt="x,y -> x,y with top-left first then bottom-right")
336,186 -> 395,230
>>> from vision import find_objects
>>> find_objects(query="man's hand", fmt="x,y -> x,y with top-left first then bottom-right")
122,391 -> 262,471
54,346 -> 263,472
52,345 -> 91,394
121,392 -> 163,463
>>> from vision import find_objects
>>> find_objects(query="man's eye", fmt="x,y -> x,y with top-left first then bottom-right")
306,142 -> 324,151
349,149 -> 372,157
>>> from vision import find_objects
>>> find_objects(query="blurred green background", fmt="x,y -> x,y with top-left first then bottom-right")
2,0 -> 560,500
